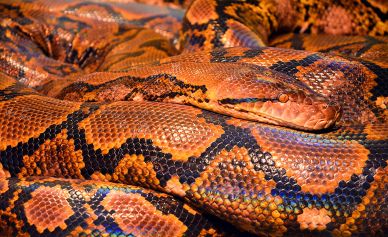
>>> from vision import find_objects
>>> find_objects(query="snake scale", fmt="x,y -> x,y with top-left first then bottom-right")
0,0 -> 387,236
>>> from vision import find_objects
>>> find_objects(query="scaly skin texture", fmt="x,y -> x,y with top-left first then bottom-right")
0,73 -> 387,236
0,0 -> 387,236
159,47 -> 388,127
0,176 -> 244,237
0,0 -> 344,130
269,34 -> 388,68
181,0 -> 387,51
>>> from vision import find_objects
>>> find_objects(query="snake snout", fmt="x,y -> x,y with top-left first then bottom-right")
323,101 -> 342,124
288,90 -> 311,104
309,99 -> 342,130
284,90 -> 342,130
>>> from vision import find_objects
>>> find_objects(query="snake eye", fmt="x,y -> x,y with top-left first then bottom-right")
278,93 -> 289,103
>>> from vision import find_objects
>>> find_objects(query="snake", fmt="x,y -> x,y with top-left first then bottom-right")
0,0 -> 387,236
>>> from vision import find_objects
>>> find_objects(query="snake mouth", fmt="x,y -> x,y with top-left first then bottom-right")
214,92 -> 342,131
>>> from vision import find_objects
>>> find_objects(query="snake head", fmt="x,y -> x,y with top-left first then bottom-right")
205,64 -> 342,131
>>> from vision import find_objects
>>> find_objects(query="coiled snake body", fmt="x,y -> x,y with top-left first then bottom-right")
0,0 -> 387,236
